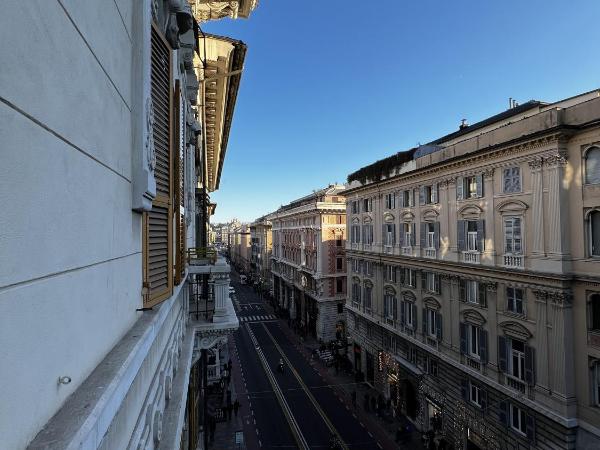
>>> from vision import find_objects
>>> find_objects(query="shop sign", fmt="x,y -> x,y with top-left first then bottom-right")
378,351 -> 384,372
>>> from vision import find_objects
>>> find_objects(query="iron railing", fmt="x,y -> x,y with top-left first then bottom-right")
188,274 -> 214,321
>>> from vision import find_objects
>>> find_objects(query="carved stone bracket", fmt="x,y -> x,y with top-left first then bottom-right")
485,282 -> 498,293
544,151 -> 569,168
527,157 -> 544,171
548,291 -> 573,307
482,167 -> 495,178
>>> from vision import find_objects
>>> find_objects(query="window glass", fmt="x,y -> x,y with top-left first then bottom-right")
507,287 -> 524,314
586,147 -> 600,184
591,211 -> 600,257
503,167 -> 521,193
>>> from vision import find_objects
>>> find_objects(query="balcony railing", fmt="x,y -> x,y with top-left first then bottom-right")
462,251 -> 481,264
401,246 -> 412,256
503,254 -> 523,269
383,245 -> 393,254
506,376 -> 526,393
188,274 -> 214,321
187,247 -> 217,265
424,248 -> 436,259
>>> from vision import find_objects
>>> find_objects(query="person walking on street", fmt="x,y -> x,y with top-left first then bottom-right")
233,399 -> 240,417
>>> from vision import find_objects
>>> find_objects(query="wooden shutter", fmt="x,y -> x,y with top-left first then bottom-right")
525,345 -> 536,385
478,283 -> 487,307
477,220 -> 485,251
479,329 -> 488,363
457,220 -> 466,251
460,379 -> 468,401
419,186 -> 426,205
456,177 -> 464,200
422,308 -> 427,334
173,80 -> 186,285
459,323 -> 467,354
420,223 -> 427,249
498,401 -> 508,427
400,301 -> 405,325
476,174 -> 484,197
434,222 -> 440,249
143,22 -> 173,307
436,312 -> 442,340
498,336 -> 508,372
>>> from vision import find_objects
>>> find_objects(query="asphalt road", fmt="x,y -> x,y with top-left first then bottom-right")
230,269 -> 381,450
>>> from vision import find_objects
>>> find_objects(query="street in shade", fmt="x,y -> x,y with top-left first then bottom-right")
230,269 -> 383,450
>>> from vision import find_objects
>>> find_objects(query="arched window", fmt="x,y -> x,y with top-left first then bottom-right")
589,294 -> 600,331
590,211 -> 600,257
585,147 -> 600,185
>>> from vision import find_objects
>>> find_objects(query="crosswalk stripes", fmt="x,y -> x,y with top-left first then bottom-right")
239,314 -> 276,323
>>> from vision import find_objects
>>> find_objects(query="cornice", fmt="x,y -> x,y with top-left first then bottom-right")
345,130 -> 573,195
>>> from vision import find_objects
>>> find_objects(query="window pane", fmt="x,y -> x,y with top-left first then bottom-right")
586,148 -> 600,184
591,212 -> 600,256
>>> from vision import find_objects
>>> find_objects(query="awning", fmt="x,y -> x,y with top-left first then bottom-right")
393,354 -> 423,376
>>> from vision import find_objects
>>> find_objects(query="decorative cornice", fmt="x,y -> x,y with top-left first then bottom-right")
486,282 -> 498,293
544,151 -> 569,168
498,320 -> 532,340
462,308 -> 486,326
482,167 -> 495,178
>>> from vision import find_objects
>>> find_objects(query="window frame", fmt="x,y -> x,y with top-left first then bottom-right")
510,404 -> 527,436
469,381 -> 482,407
584,146 -> 600,185
588,210 -> 600,257
506,287 -> 525,315
504,216 -> 523,255
503,166 -> 522,193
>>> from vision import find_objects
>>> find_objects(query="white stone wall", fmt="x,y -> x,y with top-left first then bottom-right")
0,2 -> 139,448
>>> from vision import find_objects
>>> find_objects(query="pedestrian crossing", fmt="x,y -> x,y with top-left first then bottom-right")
239,314 -> 276,322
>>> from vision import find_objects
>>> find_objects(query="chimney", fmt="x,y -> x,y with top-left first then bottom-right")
459,119 -> 468,130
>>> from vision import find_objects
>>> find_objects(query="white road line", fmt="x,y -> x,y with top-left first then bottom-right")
255,429 -> 259,435
259,440 -> 262,447
377,443 -> 383,449
368,432 -> 373,438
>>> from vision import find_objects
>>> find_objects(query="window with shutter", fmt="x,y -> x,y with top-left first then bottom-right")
143,22 -> 173,307
589,211 -> 600,257
173,80 -> 186,285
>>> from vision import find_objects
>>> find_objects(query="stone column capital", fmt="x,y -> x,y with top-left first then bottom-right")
482,167 -> 495,178
528,157 -> 544,171
544,151 -> 569,168
549,291 -> 573,308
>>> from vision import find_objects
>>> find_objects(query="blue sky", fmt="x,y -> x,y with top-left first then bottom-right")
204,0 -> 600,223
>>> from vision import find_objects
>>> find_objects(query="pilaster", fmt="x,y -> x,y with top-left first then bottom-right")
446,177 -> 458,260
533,290 -> 549,389
528,158 -> 545,257
545,151 -> 571,271
483,168 -> 496,265
211,272 -> 230,322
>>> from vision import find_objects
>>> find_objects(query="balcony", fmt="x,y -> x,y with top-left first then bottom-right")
187,255 -> 239,342
462,251 -> 481,264
401,246 -> 412,256
424,248 -> 436,259
383,245 -> 393,254
503,254 -> 523,269
187,247 -> 217,269
506,376 -> 526,393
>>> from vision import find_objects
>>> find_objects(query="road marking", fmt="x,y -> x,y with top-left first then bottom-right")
261,323 -> 349,450
377,443 -> 383,449
368,432 -> 373,438
259,440 -> 262,447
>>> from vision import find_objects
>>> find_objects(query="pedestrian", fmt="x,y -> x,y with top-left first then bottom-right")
233,399 -> 240,417
351,390 -> 357,409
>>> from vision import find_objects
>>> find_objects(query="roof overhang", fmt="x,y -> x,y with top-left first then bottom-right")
196,34 -> 246,192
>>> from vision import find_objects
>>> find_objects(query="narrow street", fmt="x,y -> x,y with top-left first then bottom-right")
230,269 -> 382,449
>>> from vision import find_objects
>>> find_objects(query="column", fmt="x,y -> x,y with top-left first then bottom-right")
545,152 -> 570,258
212,272 -> 230,322
548,291 -> 576,416
446,178 -> 458,261
439,180 -> 449,258
483,168 -> 496,265
528,158 -> 545,257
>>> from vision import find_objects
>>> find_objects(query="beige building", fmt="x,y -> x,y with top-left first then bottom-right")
250,216 -> 273,289
268,185 -> 347,342
345,90 -> 600,449
230,223 -> 251,273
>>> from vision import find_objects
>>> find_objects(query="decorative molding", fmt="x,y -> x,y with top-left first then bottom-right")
461,308 -> 486,326
384,285 -> 397,295
457,204 -> 483,220
482,167 -> 495,178
362,216 -> 373,224
498,320 -> 532,340
423,297 -> 441,310
421,208 -> 439,222
485,282 -> 498,293
544,151 -> 569,168
401,211 -> 416,221
548,291 -> 573,307
527,157 -> 544,170
496,199 -> 528,214
402,290 -> 416,301
383,212 -> 395,223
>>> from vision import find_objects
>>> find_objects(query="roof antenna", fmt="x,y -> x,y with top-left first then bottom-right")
459,119 -> 468,130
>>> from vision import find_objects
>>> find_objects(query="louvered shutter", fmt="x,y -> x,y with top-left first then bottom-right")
436,312 -> 442,340
476,174 -> 484,197
143,22 -> 173,307
477,220 -> 485,251
411,223 -> 416,246
525,345 -> 536,385
434,222 -> 440,249
461,379 -> 468,400
399,192 -> 405,208
456,177 -> 464,200
400,301 -> 405,325
479,329 -> 488,364
173,80 -> 186,285
459,323 -> 467,354
498,336 -> 508,372
457,220 -> 466,251
459,279 -> 466,301
432,183 -> 439,203
420,223 -> 427,249
498,402 -> 508,427
419,186 -> 426,205
526,413 -> 536,442
422,308 -> 427,334
399,225 -> 405,247
478,283 -> 487,307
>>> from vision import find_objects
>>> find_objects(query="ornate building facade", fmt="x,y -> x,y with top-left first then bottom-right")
250,216 -> 273,290
268,185 -> 347,342
0,1 -> 256,449
345,90 -> 600,449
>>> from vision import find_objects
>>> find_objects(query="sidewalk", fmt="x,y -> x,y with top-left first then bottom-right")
266,302 -> 425,449
209,339 -> 247,450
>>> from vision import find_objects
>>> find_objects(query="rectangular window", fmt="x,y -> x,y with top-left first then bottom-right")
385,192 -> 396,209
337,303 -> 344,314
403,223 -> 412,247
468,324 -> 481,359
403,268 -> 416,287
384,294 -> 397,322
336,257 -> 343,271
336,238 -> 342,247
426,272 -> 439,294
509,338 -> 526,381
457,175 -> 483,200
364,285 -> 372,312
408,346 -> 417,364
504,217 -> 523,254
466,280 -> 478,304
385,265 -> 397,283
507,287 -> 524,314
510,404 -> 527,435
470,382 -> 482,407
336,278 -> 343,293
351,225 -> 361,244
427,309 -> 437,337
364,261 -> 373,276
403,301 -> 414,328
362,224 -> 374,245
402,190 -> 414,207
467,221 -> 478,251
503,167 -> 521,193
384,224 -> 395,246
351,200 -> 359,214
352,259 -> 360,273
363,198 -> 372,212
425,222 -> 436,249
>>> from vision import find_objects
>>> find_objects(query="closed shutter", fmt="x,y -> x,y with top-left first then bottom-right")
525,345 -> 536,385
586,147 -> 600,184
476,174 -> 484,197
456,177 -> 464,200
419,186 -> 426,205
457,220 -> 466,251
422,308 -> 427,334
173,80 -> 186,285
400,301 -> 405,325
144,22 -> 173,307
410,223 -> 416,246
432,183 -> 438,203
420,223 -> 427,249
461,379 -> 468,401
478,283 -> 487,307
476,220 -> 485,251
498,336 -> 508,372
436,312 -> 442,340
459,323 -> 467,354
434,222 -> 440,249
479,329 -> 488,364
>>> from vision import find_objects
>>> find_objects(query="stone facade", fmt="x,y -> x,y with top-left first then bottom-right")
0,1 -> 254,449
345,90 -> 600,449
250,216 -> 273,289
268,185 -> 347,342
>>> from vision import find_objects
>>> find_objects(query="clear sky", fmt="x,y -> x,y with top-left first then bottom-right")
204,0 -> 600,223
